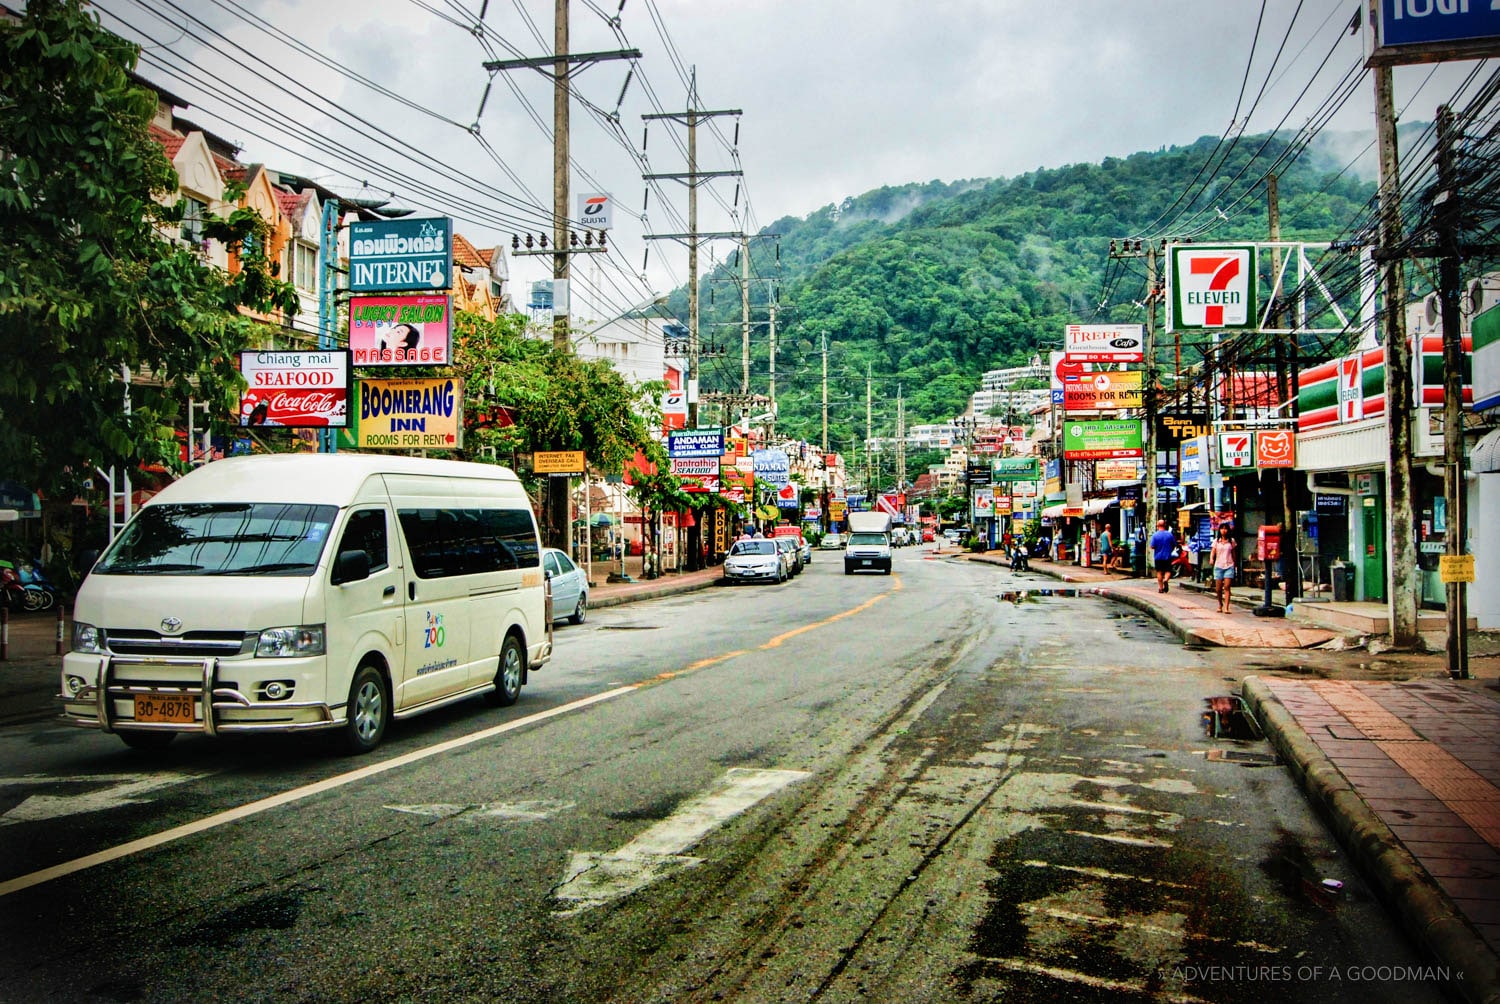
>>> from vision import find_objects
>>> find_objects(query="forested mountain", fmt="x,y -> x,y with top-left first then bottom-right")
672,129 -> 1403,456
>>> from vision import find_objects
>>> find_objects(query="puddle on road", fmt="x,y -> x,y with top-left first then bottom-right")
996,589 -> 1096,605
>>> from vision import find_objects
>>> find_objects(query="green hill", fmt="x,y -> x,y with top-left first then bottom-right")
674,129 -> 1386,455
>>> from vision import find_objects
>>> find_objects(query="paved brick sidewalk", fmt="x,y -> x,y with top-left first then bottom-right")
1243,675 -> 1500,1004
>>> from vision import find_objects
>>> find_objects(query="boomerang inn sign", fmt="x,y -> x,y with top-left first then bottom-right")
1170,245 -> 1257,331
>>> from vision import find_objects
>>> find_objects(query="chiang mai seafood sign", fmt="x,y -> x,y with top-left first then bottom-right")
238,351 -> 350,428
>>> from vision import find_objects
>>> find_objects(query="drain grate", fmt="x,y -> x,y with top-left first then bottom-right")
600,624 -> 662,631
1205,749 -> 1280,766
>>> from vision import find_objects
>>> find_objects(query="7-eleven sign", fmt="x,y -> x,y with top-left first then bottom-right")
1219,432 -> 1254,469
1171,246 -> 1257,330
1338,354 -> 1362,423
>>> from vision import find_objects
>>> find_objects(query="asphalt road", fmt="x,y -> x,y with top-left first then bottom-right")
0,547 -> 1449,1002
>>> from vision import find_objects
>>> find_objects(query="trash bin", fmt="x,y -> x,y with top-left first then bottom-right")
1331,563 -> 1355,602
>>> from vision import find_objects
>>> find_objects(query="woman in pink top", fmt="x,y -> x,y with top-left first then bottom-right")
1210,525 -> 1237,613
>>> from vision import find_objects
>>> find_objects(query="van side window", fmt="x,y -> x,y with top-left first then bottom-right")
337,509 -> 389,573
397,507 -> 541,579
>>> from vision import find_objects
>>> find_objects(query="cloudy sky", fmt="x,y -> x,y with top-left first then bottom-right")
89,0 -> 1482,321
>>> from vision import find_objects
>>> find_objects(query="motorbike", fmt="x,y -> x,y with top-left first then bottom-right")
1009,544 -> 1030,573
3,559 -> 59,611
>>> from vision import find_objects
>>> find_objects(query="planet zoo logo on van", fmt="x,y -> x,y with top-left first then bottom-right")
424,611 -> 446,648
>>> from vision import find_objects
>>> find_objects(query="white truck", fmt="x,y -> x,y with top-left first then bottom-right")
844,511 -> 893,575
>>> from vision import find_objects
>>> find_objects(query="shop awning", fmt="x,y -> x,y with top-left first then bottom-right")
1040,503 -> 1066,518
1084,498 -> 1115,515
1177,501 -> 1208,512
1475,428 -> 1500,473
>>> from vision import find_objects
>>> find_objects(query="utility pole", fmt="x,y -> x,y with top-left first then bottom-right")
552,0 -> 570,350
1436,105 -> 1470,680
1374,48 -> 1420,648
866,362 -> 873,492
897,387 -> 906,492
1268,174 -> 1298,602
482,13 -> 636,553
768,283 -> 778,436
821,332 -> 829,454
1145,242 -> 1160,528
642,76 -> 741,429
740,234 -> 751,395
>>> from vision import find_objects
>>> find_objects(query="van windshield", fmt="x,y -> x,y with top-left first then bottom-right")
94,503 -> 338,576
848,532 -> 887,547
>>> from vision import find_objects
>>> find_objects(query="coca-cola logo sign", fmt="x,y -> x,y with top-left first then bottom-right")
239,351 -> 350,428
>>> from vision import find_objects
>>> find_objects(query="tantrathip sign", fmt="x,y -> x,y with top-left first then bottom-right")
1170,245 -> 1257,330
348,218 -> 453,292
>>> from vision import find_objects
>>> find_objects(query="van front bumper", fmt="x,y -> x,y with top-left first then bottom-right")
59,652 -> 339,737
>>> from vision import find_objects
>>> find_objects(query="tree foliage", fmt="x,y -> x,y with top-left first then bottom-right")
0,0 -> 292,494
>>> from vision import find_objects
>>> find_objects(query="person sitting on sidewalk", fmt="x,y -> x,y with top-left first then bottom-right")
1150,519 -> 1177,593
1210,525 -> 1237,613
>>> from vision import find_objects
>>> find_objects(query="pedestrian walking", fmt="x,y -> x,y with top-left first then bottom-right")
1150,519 -> 1177,593
1210,525 -> 1237,613
1098,524 -> 1115,573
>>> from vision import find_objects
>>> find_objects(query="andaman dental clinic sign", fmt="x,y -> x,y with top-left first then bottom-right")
354,378 -> 463,450
348,218 -> 453,292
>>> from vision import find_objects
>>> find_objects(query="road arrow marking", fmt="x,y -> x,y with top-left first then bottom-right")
384,800 -> 574,821
0,773 -> 204,826
553,767 -> 809,915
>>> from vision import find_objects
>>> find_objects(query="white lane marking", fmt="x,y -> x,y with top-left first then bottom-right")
0,773 -> 205,826
0,686 -> 636,899
984,957 -> 1210,1004
1062,829 -> 1174,848
1020,860 -> 1191,889
553,767 -> 810,915
384,800 -> 574,821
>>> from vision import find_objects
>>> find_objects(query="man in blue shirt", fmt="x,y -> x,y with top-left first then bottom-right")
1150,519 -> 1178,593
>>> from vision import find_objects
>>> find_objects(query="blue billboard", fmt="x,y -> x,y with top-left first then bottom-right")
1377,1 -> 1500,56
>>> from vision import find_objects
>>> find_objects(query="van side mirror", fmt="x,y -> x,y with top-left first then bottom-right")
331,549 -> 371,585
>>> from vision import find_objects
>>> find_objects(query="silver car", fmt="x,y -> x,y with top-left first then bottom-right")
722,539 -> 785,584
542,548 -> 588,624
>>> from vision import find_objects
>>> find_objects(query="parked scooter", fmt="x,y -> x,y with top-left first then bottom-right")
6,559 -> 58,611
0,561 -> 28,611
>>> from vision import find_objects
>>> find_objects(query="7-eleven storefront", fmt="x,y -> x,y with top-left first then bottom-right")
1297,339 -> 1472,610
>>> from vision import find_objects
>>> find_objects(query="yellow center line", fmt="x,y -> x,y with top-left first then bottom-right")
761,573 -> 901,649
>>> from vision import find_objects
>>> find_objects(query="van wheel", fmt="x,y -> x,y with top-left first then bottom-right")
570,595 -> 587,625
486,634 -> 524,707
119,730 -> 175,752
340,664 -> 388,755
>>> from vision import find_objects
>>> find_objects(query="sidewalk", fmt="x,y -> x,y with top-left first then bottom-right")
1242,675 -> 1500,1004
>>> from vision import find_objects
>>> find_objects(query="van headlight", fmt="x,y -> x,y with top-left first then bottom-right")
255,625 -> 326,658
73,622 -> 104,655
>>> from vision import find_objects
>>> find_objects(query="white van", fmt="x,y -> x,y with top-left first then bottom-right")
59,454 -> 552,754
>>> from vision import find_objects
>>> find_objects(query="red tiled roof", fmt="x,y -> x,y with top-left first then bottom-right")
148,123 -> 184,160
452,233 -> 487,269
274,188 -> 312,222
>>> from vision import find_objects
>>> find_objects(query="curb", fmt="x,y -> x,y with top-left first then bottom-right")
1241,675 -> 1500,1004
588,574 -> 721,611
